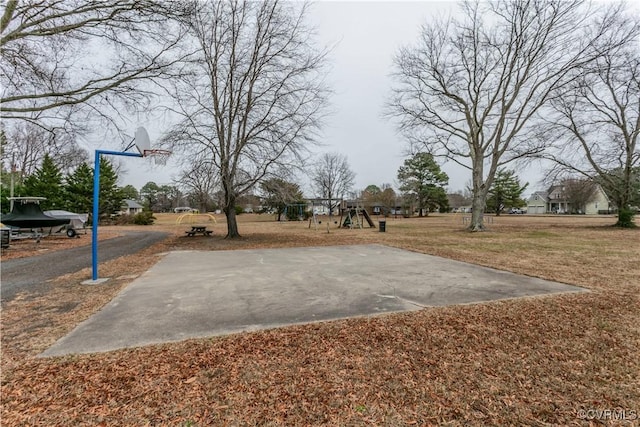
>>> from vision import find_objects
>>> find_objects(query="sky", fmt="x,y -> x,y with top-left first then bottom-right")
117,1 -> 546,197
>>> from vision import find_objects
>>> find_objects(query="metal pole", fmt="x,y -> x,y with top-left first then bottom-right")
10,152 -> 15,212
91,151 -> 101,280
91,150 -> 142,282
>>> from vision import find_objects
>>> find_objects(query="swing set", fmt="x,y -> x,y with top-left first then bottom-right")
339,200 -> 376,229
282,203 -> 308,221
281,199 -> 377,232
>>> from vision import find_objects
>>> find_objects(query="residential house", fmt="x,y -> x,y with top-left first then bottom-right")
447,193 -> 472,213
583,185 -> 611,214
547,184 -> 569,214
526,182 -> 611,214
120,199 -> 144,215
527,191 -> 548,214
236,194 -> 262,213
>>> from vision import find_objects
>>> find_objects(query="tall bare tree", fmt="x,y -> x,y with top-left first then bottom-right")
175,155 -> 220,213
160,1 -> 328,238
1,0 -> 184,133
310,152 -> 355,219
387,0 -> 636,231
562,178 -> 598,214
541,27 -> 640,227
0,122 -> 89,178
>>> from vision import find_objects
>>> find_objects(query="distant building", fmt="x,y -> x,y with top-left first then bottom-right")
174,207 -> 197,213
527,191 -> 548,215
120,199 -> 144,215
526,182 -> 611,214
447,193 -> 472,213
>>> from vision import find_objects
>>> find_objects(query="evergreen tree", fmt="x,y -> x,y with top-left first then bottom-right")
260,178 -> 304,221
98,157 -> 124,216
121,185 -> 140,201
397,153 -> 449,217
486,169 -> 528,215
140,181 -> 161,211
22,154 -> 65,210
64,163 -> 94,213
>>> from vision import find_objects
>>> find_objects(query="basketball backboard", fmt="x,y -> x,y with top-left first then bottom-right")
134,127 -> 151,155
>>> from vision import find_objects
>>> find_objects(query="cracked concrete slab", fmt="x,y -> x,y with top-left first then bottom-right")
41,244 -> 585,357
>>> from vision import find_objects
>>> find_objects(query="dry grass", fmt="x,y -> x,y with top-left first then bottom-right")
1,213 -> 639,426
0,229 -> 122,261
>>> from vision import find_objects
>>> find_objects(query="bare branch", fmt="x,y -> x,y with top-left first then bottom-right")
386,0 -> 639,230
160,1 -> 329,238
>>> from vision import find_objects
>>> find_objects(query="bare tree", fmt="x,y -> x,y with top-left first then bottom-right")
562,178 -> 598,214
160,1 -> 328,238
0,122 -> 89,178
310,152 -> 355,219
1,0 -> 185,133
175,155 -> 220,213
541,28 -> 640,226
387,0 -> 635,231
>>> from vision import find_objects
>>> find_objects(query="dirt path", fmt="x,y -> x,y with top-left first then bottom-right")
1,231 -> 169,303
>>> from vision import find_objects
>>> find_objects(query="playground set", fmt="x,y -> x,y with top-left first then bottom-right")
282,199 -> 377,231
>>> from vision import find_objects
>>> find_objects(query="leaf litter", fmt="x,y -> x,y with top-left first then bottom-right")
1,214 -> 639,425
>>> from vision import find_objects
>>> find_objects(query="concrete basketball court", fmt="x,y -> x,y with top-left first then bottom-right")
42,244 -> 585,357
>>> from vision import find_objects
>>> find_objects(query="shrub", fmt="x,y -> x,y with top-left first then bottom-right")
133,211 -> 156,225
615,208 -> 636,228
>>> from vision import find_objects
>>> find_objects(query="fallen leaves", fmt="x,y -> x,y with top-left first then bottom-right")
1,214 -> 639,425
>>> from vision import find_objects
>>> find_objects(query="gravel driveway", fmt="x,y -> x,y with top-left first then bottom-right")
1,231 -> 169,303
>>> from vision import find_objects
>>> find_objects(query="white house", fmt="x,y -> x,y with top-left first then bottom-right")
526,182 -> 611,214
120,199 -> 144,215
527,191 -> 548,214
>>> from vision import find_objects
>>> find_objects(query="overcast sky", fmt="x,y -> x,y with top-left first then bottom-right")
118,1 -> 546,196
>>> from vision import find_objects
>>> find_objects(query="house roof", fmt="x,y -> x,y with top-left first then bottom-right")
122,199 -> 143,209
528,191 -> 548,202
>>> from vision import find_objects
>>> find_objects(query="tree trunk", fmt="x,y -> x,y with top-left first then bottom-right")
224,195 -> 241,238
614,194 -> 635,228
469,192 -> 487,231
469,164 -> 487,231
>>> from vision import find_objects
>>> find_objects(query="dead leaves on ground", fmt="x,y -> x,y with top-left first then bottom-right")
3,293 -> 639,426
2,215 -> 639,425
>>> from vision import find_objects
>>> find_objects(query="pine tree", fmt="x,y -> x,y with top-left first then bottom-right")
140,181 -> 161,212
260,178 -> 305,221
487,169 -> 528,216
64,163 -> 94,214
22,154 -> 65,210
63,158 -> 125,217
397,153 -> 449,217
121,185 -> 140,201
98,157 -> 124,217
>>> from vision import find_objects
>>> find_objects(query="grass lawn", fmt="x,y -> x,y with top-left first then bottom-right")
1,214 -> 639,425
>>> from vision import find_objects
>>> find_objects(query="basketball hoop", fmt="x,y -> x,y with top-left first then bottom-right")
144,149 -> 172,165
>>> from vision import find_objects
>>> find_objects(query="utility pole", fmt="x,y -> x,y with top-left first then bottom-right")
9,152 -> 15,212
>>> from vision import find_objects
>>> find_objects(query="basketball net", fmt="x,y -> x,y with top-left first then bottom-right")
144,149 -> 172,165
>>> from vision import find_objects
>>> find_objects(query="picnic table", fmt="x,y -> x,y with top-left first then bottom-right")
185,225 -> 212,237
